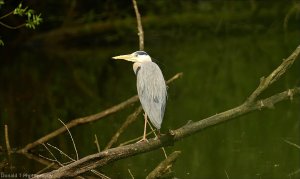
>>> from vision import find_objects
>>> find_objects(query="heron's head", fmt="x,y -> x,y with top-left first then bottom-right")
112,51 -> 152,63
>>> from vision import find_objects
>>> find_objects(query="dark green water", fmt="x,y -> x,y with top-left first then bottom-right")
1,1 -> 300,178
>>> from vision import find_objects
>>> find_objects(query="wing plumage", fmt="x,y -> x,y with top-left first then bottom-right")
136,62 -> 167,129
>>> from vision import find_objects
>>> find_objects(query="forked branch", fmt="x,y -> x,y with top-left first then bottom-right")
246,45 -> 300,103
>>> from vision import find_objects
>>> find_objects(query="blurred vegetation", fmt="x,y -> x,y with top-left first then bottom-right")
0,0 -> 300,178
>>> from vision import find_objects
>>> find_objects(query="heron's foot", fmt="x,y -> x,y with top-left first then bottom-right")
137,137 -> 149,143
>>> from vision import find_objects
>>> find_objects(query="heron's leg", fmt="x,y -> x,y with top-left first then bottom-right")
137,113 -> 148,143
142,113 -> 148,141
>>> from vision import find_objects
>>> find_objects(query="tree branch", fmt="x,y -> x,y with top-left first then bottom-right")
18,72 -> 182,154
173,87 -> 300,141
246,45 -> 300,103
4,125 -> 12,155
32,45 -> 300,179
132,0 -> 144,50
104,106 -> 143,150
0,21 -> 25,29
146,151 -> 181,179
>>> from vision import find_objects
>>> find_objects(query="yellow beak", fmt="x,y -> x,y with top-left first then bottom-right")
112,54 -> 136,62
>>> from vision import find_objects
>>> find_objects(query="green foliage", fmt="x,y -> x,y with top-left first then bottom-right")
13,3 -> 42,29
13,3 -> 28,15
0,2 -> 42,45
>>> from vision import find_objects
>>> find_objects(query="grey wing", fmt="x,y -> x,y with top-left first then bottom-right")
136,62 -> 167,129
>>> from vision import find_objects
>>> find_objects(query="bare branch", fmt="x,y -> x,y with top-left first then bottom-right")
146,151 -> 181,179
0,21 -> 25,29
41,143 -> 63,166
90,169 -> 111,179
128,169 -> 135,179
146,118 -> 168,159
18,72 -> 182,153
132,0 -> 144,50
174,87 -> 300,141
24,152 -> 61,170
22,152 -> 85,179
246,45 -> 300,103
4,124 -> 12,170
225,170 -> 230,179
4,125 -> 12,155
58,118 -> 79,160
94,134 -> 101,153
46,143 -> 75,162
283,139 -> 300,149
166,72 -> 183,84
36,163 -> 56,175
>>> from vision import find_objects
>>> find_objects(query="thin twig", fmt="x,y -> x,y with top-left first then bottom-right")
146,151 -> 181,179
38,154 -> 59,163
0,11 -> 14,20
58,118 -> 79,160
41,143 -> 63,166
46,122 -> 108,178
0,21 -> 25,29
36,163 -> 56,174
105,106 -> 142,150
128,169 -> 135,179
225,170 -> 230,179
4,125 -> 12,170
284,4 -> 299,31
90,169 -> 111,179
288,168 -> 300,177
146,120 -> 168,159
31,153 -> 60,168
18,72 -> 182,153
23,149 -> 92,179
166,72 -> 183,84
62,161 -> 74,165
94,134 -> 101,153
47,143 -> 76,162
4,125 -> 12,155
283,139 -> 300,149
132,0 -> 144,50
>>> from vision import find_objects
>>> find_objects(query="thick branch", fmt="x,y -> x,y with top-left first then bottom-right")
18,73 -> 182,153
32,87 -> 300,179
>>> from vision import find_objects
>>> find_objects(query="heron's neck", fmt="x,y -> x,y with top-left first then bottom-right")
133,62 -> 141,74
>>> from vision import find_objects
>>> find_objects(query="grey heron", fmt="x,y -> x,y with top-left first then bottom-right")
112,51 -> 167,141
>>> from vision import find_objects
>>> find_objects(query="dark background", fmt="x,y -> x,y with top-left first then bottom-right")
1,0 -> 300,178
